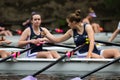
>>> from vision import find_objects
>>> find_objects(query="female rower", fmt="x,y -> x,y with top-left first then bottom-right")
82,8 -> 103,33
18,13 -> 60,59
39,9 -> 120,59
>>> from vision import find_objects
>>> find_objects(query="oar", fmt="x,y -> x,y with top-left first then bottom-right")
71,56 -> 120,80
0,44 -> 41,63
45,43 -> 75,49
21,43 -> 86,80
0,44 -> 25,49
95,40 -> 120,46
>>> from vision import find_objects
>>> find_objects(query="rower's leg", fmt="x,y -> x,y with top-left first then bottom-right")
102,49 -> 120,58
0,50 -> 9,58
91,53 -> 103,58
36,51 -> 53,59
50,51 -> 61,59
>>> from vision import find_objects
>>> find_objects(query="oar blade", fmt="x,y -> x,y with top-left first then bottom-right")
71,77 -> 82,80
21,76 -> 37,80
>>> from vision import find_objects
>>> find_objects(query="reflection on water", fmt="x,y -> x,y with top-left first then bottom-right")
1,72 -> 120,80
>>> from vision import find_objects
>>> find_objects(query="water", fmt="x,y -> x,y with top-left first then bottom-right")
1,72 -> 120,80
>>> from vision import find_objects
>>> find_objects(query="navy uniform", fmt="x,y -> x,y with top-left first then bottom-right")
73,24 -> 102,58
26,26 -> 44,58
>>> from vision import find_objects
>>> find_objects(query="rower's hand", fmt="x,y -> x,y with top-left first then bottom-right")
29,39 -> 45,46
29,39 -> 40,45
86,53 -> 92,58
37,38 -> 50,43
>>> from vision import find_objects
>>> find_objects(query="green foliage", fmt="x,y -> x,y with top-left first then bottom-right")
101,0 -> 120,16
0,0 -> 120,31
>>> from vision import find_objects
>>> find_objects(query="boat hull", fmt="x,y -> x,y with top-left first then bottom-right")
0,58 -> 120,75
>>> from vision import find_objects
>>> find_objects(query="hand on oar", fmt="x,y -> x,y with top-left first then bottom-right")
21,43 -> 86,80
71,56 -> 120,80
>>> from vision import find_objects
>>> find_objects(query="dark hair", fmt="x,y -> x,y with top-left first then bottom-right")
30,12 -> 41,20
66,9 -> 82,23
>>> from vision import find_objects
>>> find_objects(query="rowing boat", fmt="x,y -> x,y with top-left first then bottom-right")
0,46 -> 120,75
0,58 -> 119,75
0,34 -> 120,75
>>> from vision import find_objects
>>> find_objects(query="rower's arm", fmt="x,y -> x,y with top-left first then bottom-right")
18,28 -> 30,47
108,29 -> 120,42
43,28 -> 72,43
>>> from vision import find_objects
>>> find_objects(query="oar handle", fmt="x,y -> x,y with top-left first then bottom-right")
81,57 -> 120,79
95,40 -> 120,46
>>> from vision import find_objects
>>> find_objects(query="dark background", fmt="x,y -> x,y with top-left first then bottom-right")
0,0 -> 120,32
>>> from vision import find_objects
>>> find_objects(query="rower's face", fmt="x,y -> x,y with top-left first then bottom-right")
31,15 -> 41,26
66,19 -> 77,29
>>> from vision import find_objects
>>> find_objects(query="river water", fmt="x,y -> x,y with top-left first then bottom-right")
1,72 -> 120,80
